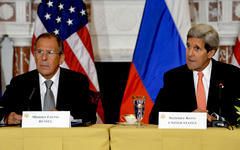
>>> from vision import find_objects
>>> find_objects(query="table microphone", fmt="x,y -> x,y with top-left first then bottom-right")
211,82 -> 230,128
218,83 -> 224,117
27,88 -> 36,111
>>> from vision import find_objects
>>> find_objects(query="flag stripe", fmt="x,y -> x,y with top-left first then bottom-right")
165,0 -> 190,45
96,98 -> 104,123
233,37 -> 240,66
63,40 -> 87,72
31,35 -> 36,54
77,26 -> 95,61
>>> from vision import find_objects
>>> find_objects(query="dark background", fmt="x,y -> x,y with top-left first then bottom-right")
95,62 -> 131,124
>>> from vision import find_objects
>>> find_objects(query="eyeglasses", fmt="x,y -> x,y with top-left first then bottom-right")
34,49 -> 61,56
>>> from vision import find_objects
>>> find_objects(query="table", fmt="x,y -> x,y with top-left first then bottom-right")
0,124 -> 112,150
110,124 -> 240,150
2,124 -> 240,150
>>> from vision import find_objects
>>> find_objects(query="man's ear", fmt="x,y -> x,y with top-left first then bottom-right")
207,49 -> 216,59
59,54 -> 65,65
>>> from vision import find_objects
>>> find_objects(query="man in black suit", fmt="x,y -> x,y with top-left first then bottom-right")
149,24 -> 240,125
0,33 -> 96,124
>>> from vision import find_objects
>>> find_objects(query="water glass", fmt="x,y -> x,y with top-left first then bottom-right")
133,96 -> 146,126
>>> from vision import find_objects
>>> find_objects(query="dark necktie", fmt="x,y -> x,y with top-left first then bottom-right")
43,80 -> 55,111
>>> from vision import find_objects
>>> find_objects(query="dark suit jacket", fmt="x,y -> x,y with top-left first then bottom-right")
0,68 -> 96,123
149,59 -> 240,125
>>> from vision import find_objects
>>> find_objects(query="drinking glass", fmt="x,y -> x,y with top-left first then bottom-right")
133,96 -> 146,126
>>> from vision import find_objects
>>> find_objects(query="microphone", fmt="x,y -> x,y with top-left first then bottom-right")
218,82 -> 224,117
211,82 -> 230,128
17,88 -> 36,127
27,88 -> 36,111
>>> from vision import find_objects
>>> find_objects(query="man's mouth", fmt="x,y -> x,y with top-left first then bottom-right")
39,64 -> 49,68
187,58 -> 195,63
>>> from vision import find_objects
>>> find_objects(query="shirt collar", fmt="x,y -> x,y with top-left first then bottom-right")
193,60 -> 212,80
39,68 -> 60,85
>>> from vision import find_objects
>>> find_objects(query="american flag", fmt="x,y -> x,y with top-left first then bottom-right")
29,0 -> 104,123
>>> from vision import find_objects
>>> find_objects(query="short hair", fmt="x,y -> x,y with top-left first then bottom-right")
34,33 -> 64,54
187,24 -> 219,52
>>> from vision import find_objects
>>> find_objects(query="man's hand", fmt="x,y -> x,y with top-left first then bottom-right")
193,108 -> 217,122
5,112 -> 22,125
4,109 -> 58,124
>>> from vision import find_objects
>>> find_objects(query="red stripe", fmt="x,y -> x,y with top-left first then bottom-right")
31,35 -> 36,54
77,27 -> 94,61
120,63 -> 154,124
233,38 -> 240,65
97,99 -> 104,122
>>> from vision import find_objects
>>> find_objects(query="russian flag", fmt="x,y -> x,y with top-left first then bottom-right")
119,0 -> 191,123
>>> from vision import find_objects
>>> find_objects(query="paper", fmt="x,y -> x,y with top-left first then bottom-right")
22,111 -> 70,128
158,112 -> 207,129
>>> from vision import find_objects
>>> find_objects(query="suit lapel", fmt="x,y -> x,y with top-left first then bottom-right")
186,67 -> 198,109
29,71 -> 42,110
207,59 -> 220,112
56,68 -> 64,109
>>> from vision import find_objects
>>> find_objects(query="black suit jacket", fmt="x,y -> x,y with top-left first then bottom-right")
0,68 -> 96,123
149,60 -> 240,125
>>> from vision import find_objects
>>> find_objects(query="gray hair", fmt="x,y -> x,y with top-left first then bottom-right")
187,24 -> 219,52
34,32 -> 64,54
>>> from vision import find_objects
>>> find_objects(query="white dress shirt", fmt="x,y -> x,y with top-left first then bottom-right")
39,68 -> 60,110
193,60 -> 212,104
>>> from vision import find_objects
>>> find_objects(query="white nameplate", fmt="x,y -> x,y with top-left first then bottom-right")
158,112 -> 207,129
22,111 -> 70,128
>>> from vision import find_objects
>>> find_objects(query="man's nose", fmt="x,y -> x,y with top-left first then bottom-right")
187,48 -> 194,56
41,52 -> 48,60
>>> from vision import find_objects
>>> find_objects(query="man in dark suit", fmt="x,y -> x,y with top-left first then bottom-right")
149,24 -> 240,125
0,33 -> 96,124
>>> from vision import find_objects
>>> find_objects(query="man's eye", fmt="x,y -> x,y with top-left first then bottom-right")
194,46 -> 201,51
36,50 -> 43,54
48,50 -> 55,54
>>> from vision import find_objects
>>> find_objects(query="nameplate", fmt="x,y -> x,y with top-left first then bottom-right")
22,111 -> 70,128
158,112 -> 207,129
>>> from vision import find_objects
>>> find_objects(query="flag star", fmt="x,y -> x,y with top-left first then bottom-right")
44,13 -> 51,20
47,1 -> 53,7
58,3 -> 64,10
67,19 -> 73,25
80,9 -> 86,16
69,6 -> 75,13
56,16 -> 61,23
54,29 -> 60,35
